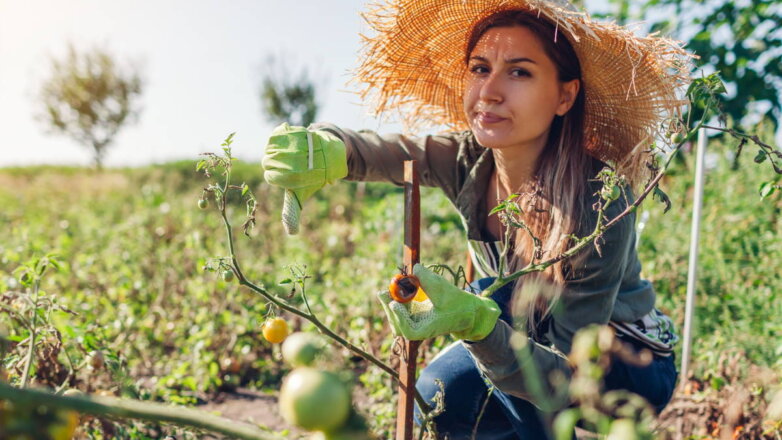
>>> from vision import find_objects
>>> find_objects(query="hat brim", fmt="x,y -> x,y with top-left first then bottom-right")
355,0 -> 694,182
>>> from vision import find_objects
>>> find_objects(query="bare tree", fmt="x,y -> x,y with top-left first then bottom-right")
38,45 -> 143,169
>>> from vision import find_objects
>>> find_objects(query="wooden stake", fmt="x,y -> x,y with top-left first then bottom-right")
396,160 -> 420,440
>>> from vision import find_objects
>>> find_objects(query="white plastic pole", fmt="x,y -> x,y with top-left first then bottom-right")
679,128 -> 707,386
635,210 -> 650,249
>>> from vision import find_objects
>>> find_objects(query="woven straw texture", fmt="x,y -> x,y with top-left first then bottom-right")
355,0 -> 694,182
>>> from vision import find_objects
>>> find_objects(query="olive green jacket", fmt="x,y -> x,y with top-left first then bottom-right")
313,123 -> 656,406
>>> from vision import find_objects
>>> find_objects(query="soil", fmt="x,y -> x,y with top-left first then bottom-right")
197,387 -> 306,438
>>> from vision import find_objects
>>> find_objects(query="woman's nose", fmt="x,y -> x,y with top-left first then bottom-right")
479,73 -> 503,103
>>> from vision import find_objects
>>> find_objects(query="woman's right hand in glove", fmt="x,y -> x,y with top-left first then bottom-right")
377,264 -> 501,341
262,123 -> 348,234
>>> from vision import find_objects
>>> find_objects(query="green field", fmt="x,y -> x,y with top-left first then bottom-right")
1,134 -> 780,438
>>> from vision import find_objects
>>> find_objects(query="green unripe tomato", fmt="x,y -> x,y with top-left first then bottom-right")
601,184 -> 621,202
222,269 -> 235,282
282,332 -> 324,367
279,368 -> 351,432
670,132 -> 685,145
310,427 -> 369,440
198,198 -> 209,210
607,418 -> 639,440
766,389 -> 782,421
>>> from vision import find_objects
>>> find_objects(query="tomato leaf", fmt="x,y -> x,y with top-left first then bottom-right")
221,132 -> 235,147
653,185 -> 672,213
489,203 -> 506,216
759,181 -> 776,199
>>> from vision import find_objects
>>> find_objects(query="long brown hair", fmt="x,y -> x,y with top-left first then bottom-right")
466,10 -> 593,330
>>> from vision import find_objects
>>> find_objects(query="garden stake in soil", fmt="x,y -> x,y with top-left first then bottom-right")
396,160 -> 420,440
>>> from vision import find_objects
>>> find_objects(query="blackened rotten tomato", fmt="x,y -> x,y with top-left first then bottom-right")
388,273 -> 420,303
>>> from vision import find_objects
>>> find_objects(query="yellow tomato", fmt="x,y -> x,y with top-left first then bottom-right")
47,410 -> 79,440
262,317 -> 289,344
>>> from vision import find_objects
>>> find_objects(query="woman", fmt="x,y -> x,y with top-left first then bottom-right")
262,1 -> 688,438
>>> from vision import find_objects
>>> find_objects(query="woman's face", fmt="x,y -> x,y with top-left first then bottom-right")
463,26 -> 579,154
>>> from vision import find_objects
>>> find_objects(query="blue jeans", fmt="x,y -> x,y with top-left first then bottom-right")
414,277 -> 677,439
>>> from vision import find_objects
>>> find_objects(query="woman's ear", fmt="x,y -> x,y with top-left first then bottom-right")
556,79 -> 580,116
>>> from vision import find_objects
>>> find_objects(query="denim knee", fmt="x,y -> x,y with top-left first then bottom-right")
414,343 -> 487,429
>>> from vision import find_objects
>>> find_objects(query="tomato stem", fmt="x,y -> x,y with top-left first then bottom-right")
20,276 -> 41,389
0,382 -> 285,440
213,170 -> 433,414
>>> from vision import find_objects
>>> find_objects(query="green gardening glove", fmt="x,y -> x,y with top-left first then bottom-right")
262,123 -> 348,235
377,264 -> 501,341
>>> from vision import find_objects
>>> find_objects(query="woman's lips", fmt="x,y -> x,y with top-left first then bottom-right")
474,112 -> 507,124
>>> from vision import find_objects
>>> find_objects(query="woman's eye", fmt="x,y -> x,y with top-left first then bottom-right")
469,65 -> 489,74
511,68 -> 531,77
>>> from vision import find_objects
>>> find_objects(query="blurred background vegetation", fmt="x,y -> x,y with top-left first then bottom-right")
586,0 -> 782,134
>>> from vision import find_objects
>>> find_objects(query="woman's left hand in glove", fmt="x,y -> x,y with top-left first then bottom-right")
377,263 -> 501,341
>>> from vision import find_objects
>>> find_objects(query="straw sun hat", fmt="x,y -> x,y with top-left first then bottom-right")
355,0 -> 694,183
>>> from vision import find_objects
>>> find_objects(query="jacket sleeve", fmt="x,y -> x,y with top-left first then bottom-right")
310,123 -> 466,201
